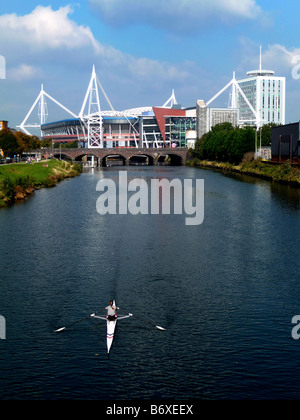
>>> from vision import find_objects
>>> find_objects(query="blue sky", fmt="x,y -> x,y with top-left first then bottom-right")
0,0 -> 300,131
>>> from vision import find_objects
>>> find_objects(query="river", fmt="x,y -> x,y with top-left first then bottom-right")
0,165 -> 299,400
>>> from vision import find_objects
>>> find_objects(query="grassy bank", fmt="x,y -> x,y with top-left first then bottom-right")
0,159 -> 82,207
186,158 -> 300,186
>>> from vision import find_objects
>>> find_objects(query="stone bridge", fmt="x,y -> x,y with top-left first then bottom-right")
41,147 -> 190,166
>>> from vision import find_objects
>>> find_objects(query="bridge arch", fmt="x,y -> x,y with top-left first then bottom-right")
73,153 -> 101,167
129,154 -> 155,166
52,152 -> 73,162
102,153 -> 126,167
38,147 -> 189,166
158,153 -> 183,166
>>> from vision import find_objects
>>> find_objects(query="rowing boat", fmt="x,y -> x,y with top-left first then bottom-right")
91,300 -> 133,355
54,301 -> 165,354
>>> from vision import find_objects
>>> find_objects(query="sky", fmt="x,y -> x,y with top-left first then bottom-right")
0,0 -> 300,131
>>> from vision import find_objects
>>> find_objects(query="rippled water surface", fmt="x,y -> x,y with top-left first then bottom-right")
0,165 -> 299,400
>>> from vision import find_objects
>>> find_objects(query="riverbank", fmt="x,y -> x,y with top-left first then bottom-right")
186,158 -> 300,186
0,159 -> 82,207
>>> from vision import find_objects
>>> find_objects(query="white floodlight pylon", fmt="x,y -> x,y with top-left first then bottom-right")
79,65 -> 115,148
38,84 -> 48,125
162,89 -> 177,108
18,84 -> 77,136
228,72 -> 237,109
206,72 -> 258,126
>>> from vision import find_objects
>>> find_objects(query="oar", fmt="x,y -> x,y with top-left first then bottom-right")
120,308 -> 166,331
155,325 -> 166,331
54,310 -> 102,333
142,319 -> 166,331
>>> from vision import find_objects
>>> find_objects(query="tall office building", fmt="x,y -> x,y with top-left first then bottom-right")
237,48 -> 286,127
196,100 -> 239,139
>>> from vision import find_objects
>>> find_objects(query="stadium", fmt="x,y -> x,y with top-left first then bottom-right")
17,49 -> 286,154
18,66 -> 197,150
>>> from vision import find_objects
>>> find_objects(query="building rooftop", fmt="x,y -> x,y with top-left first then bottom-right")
246,70 -> 275,77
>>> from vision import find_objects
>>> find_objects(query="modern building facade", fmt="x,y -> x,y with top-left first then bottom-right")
196,100 -> 239,139
237,58 -> 286,127
41,105 -> 197,149
203,48 -> 286,130
41,117 -> 140,148
271,123 -> 300,163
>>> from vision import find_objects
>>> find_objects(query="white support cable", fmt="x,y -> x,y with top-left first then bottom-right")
18,84 -> 77,136
153,130 -> 159,148
79,76 -> 94,118
206,72 -> 259,127
206,79 -> 234,107
133,132 -> 138,148
43,91 -> 77,119
96,74 -> 114,112
18,88 -> 43,134
163,89 -> 177,108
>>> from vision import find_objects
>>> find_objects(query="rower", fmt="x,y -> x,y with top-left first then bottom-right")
105,300 -> 119,321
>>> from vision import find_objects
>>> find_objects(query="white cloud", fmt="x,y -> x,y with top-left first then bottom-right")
89,0 -> 262,31
217,0 -> 261,19
0,5 -> 196,85
238,40 -> 300,77
263,44 -> 300,71
9,64 -> 42,81
0,5 -> 203,128
0,5 -> 97,50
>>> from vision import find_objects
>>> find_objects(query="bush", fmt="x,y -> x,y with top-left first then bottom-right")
44,175 -> 57,187
0,177 -> 15,201
15,175 -> 33,189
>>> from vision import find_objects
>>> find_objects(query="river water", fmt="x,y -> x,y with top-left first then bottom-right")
0,165 -> 299,401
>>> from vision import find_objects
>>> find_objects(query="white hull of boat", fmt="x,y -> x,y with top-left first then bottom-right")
106,318 -> 117,354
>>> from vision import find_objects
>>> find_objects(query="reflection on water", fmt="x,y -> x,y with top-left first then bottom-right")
0,165 -> 299,400
217,169 -> 299,207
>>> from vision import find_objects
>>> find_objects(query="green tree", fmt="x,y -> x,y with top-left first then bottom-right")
259,123 -> 278,147
0,129 -> 21,158
229,126 -> 255,164
29,135 -> 41,150
193,123 -> 255,164
15,131 -> 32,153
15,131 -> 41,152
40,138 -> 52,148
64,140 -> 79,149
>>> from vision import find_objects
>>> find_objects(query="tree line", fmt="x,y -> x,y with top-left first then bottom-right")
192,122 -> 276,164
0,129 -> 78,158
0,129 -> 41,158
